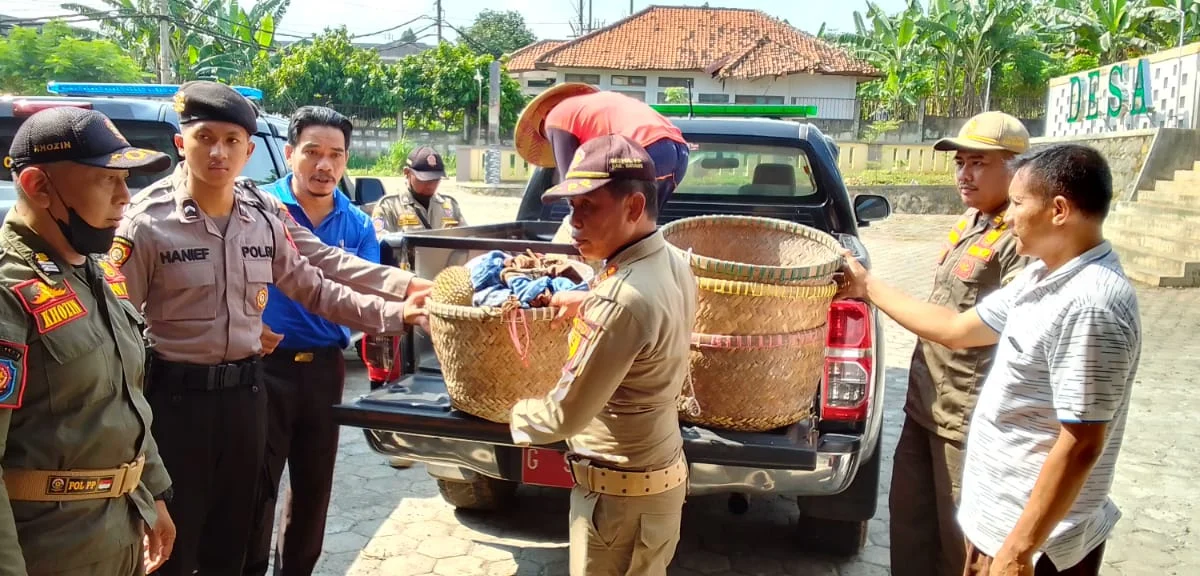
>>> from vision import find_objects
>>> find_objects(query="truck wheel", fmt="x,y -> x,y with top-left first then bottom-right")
435,476 -> 518,511
794,517 -> 868,556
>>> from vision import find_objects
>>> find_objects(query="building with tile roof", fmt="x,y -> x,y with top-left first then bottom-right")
506,5 -> 880,120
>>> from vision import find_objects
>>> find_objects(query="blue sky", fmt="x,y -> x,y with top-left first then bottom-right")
2,0 -> 910,44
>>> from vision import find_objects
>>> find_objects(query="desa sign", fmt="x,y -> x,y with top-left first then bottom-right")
1065,58 -> 1153,122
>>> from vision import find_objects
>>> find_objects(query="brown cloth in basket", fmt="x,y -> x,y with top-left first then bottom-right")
499,250 -> 585,308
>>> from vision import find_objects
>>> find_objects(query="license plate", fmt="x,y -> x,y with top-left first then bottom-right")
521,448 -> 575,488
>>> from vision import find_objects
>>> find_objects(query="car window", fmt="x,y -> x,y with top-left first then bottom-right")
0,115 -> 282,196
677,142 -> 819,199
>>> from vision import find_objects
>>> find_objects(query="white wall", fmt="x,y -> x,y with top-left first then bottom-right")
534,68 -> 861,120
1045,43 -> 1200,137
514,70 -> 556,97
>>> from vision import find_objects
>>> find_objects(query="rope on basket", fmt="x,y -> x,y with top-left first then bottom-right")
500,297 -> 532,368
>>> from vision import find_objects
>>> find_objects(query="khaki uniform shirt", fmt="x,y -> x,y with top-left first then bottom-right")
905,207 -> 1027,443
118,166 -> 414,301
509,231 -> 697,472
371,190 -> 465,241
112,174 -> 411,365
0,213 -> 170,574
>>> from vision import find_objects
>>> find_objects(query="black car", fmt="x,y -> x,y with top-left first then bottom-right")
333,116 -> 896,557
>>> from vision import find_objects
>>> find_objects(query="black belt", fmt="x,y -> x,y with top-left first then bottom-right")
150,354 -> 262,392
268,346 -> 342,364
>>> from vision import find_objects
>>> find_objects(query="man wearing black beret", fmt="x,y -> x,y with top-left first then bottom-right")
112,80 -> 433,576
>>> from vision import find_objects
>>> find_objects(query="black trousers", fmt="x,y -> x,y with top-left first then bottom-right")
244,347 -> 345,576
147,358 -> 267,576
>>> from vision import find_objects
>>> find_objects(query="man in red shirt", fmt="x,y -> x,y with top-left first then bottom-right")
515,83 -> 690,213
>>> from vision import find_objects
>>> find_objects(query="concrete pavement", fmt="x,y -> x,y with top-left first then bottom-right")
278,195 -> 1195,575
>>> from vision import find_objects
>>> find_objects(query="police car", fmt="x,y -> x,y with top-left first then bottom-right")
0,82 -> 388,220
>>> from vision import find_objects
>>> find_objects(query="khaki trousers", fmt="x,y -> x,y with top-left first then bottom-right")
568,483 -> 686,576
890,415 -> 967,576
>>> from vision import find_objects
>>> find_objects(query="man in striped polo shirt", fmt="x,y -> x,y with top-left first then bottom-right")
838,143 -> 1141,575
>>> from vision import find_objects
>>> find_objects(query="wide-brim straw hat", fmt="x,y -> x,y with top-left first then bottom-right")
514,82 -> 600,168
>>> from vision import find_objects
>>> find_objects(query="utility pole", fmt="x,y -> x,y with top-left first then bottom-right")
436,0 -> 443,43
578,0 -> 584,36
158,0 -> 171,83
630,0 -> 634,15
588,0 -> 593,33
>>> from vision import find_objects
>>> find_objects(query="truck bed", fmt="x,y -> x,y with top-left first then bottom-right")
331,371 -> 864,472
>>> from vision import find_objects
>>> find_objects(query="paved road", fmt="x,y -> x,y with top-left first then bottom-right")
281,193 -> 1195,575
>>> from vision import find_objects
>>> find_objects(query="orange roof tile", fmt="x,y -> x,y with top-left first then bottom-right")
507,40 -> 568,73
535,6 -> 880,79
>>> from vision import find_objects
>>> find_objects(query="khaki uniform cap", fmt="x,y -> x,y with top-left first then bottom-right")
933,111 -> 1030,154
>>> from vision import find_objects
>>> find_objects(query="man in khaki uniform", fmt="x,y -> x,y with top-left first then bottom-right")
371,146 -> 465,237
111,81 -> 428,576
0,107 -> 176,575
509,135 -> 697,576
889,111 -> 1030,576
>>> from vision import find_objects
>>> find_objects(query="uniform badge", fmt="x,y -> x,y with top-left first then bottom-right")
12,279 -> 88,334
181,198 -> 200,221
173,92 -> 186,113
256,287 -> 268,310
33,253 -> 60,275
0,339 -> 28,409
427,154 -> 438,167
564,316 -> 600,374
109,236 -> 134,267
373,217 -> 385,234
953,258 -> 978,281
98,259 -> 129,300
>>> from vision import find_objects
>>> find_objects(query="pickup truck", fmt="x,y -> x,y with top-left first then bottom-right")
332,116 -> 895,556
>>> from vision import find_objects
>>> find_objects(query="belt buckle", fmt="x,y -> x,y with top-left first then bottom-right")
565,453 -> 585,487
294,352 -> 314,363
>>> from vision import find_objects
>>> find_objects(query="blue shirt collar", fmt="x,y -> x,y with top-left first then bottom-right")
274,173 -> 350,215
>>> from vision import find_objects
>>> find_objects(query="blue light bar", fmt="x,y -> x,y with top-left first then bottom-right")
45,81 -> 263,101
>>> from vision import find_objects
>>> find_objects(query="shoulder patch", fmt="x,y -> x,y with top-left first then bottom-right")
0,339 -> 28,409
109,236 -> 134,267
12,278 -> 89,334
373,217 -> 385,233
564,316 -> 602,375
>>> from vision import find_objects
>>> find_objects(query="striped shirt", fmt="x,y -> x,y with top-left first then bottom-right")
957,241 -> 1141,569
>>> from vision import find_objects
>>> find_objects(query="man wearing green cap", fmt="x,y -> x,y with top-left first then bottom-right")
889,110 -> 1031,576
508,134 -> 697,576
0,106 -> 176,575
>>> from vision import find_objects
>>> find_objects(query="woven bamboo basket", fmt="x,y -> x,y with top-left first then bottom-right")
680,328 -> 826,432
661,215 -> 843,286
694,276 -> 837,335
428,301 -> 570,424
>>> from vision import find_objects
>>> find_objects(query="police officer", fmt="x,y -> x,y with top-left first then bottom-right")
0,107 -> 176,574
889,111 -> 1030,576
112,81 -> 427,576
509,135 -> 696,576
365,146 -> 466,470
371,145 -> 466,237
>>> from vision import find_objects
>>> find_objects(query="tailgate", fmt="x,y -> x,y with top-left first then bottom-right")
333,373 -> 857,471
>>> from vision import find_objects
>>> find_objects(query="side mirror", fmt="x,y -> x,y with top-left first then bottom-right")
355,177 -> 386,206
853,194 -> 892,225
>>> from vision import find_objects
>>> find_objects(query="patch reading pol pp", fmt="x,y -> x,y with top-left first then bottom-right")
46,475 -> 116,496
564,316 -> 600,375
0,339 -> 28,409
12,278 -> 88,334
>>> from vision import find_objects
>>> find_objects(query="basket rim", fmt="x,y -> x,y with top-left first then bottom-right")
691,326 -> 825,350
662,215 -> 844,280
428,300 -> 561,321
696,276 -> 837,299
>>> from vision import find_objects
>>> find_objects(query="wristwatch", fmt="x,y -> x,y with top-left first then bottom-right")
154,487 -> 174,504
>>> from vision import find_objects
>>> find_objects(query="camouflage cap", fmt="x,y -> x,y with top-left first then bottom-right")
541,135 -> 657,204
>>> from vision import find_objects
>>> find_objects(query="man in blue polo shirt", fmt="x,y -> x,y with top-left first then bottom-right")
245,106 -> 377,576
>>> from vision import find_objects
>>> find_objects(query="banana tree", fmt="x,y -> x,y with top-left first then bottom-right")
843,0 -> 935,118
1050,0 -> 1176,63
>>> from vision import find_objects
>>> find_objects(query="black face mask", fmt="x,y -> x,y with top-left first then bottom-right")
46,177 -> 117,256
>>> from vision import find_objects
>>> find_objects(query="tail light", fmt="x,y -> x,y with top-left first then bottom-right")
13,100 -> 92,116
821,300 -> 874,422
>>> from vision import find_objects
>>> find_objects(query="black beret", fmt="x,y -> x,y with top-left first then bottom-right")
173,81 -> 258,136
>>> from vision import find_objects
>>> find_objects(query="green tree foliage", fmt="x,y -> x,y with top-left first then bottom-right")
461,10 -> 537,58
394,42 -> 528,133
241,27 -> 399,114
0,21 -> 146,94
